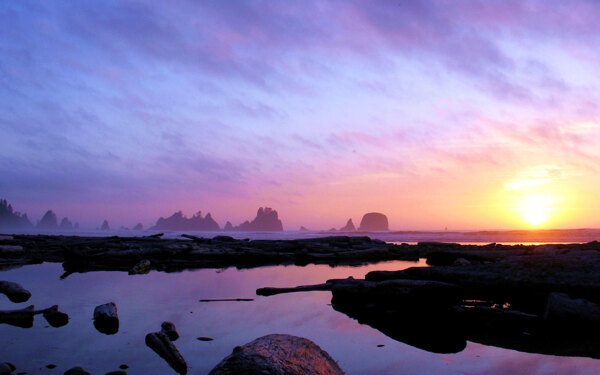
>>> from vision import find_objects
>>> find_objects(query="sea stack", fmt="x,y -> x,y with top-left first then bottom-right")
358,212 -> 389,231
234,207 -> 283,231
339,218 -> 356,231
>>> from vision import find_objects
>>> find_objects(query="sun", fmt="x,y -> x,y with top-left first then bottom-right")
519,194 -> 554,227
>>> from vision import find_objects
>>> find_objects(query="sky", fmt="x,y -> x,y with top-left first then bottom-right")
2,0 -> 600,230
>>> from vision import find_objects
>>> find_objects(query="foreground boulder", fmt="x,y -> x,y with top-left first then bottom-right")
209,334 -> 343,375
358,213 -> 389,231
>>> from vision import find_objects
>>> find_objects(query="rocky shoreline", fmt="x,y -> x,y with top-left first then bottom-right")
0,234 -> 421,277
258,240 -> 600,358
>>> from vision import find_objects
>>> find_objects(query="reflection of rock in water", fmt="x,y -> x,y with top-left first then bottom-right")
43,305 -> 69,328
0,305 -> 34,328
209,334 -> 343,375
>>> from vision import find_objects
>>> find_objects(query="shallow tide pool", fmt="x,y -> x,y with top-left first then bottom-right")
1,260 -> 599,374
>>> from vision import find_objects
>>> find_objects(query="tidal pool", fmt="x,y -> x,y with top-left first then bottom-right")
1,260 -> 598,374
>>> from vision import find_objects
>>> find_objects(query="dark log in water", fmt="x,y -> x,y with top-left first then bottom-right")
145,331 -> 187,375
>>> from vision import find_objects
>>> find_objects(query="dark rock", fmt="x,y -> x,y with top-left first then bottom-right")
212,235 -> 235,242
64,367 -> 90,375
339,218 -> 356,231
93,302 -> 119,334
358,212 -> 389,231
0,281 -> 31,303
197,337 -> 214,341
100,220 -> 110,231
224,221 -> 234,231
59,217 -> 73,230
299,226 -> 309,231
74,222 -> 80,230
152,211 -> 220,231
105,371 -> 127,375
234,207 -> 283,231
37,210 -> 58,230
133,223 -> 143,231
46,364 -> 56,369
145,331 -> 187,374
119,364 -> 129,369
161,321 -> 179,341
128,259 -> 151,275
0,362 -> 15,375
209,334 -> 343,375
43,305 -> 69,327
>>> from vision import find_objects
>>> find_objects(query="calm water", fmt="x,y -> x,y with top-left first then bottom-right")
2,260 -> 599,375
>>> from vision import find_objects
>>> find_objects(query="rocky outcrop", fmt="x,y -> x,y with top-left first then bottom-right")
358,213 -> 388,231
133,223 -> 143,231
0,199 -> 32,230
37,210 -> 58,230
299,226 -> 308,231
100,220 -> 110,231
152,211 -> 220,231
234,207 -> 283,231
209,334 -> 343,375
339,219 -> 356,232
224,221 -> 234,231
59,217 -> 73,230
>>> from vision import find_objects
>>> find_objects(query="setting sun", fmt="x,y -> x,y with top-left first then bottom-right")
519,194 -> 555,227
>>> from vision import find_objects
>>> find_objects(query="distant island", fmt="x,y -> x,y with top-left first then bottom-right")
151,211 -> 220,231
229,207 -> 283,232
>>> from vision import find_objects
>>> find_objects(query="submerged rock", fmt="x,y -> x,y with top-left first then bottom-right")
93,302 -> 119,334
43,305 -> 69,327
358,213 -> 389,231
0,362 -> 15,375
209,334 -> 343,375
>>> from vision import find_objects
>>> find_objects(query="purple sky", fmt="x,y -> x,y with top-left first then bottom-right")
2,1 -> 600,230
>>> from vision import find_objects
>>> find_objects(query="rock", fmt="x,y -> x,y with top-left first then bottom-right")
100,220 -> 110,231
0,245 -> 23,255
358,212 -> 389,231
151,211 -> 220,231
46,364 -> 57,369
224,221 -> 234,231
133,222 -> 143,231
128,260 -> 151,275
544,293 -> 600,324
161,321 -> 179,341
145,331 -> 187,374
209,334 -> 343,375
299,226 -> 309,231
64,367 -> 91,375
0,362 -> 15,375
234,207 -> 283,231
105,371 -> 127,375
59,217 -> 74,230
119,364 -> 129,369
42,305 -> 69,327
339,218 -> 356,231
93,302 -> 119,334
37,210 -> 58,230
0,198 -> 33,230
0,281 -> 31,302
197,337 -> 214,341
453,258 -> 471,266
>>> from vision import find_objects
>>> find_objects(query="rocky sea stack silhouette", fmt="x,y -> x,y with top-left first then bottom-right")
234,207 -> 283,231
358,212 -> 389,231
37,210 -> 58,230
152,211 -> 220,231
339,218 -> 356,231
0,199 -> 32,230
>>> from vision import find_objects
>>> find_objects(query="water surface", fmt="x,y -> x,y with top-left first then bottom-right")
2,259 -> 599,374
